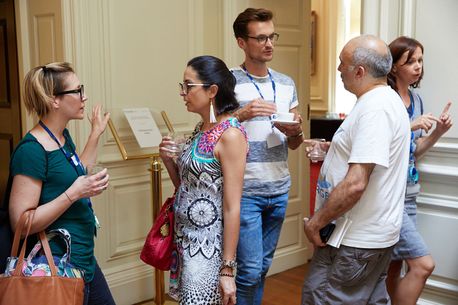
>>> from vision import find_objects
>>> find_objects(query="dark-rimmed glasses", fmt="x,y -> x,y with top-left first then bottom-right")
179,82 -> 210,95
246,33 -> 279,44
55,84 -> 84,100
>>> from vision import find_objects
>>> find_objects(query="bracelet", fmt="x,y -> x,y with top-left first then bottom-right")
220,258 -> 237,271
219,273 -> 234,278
289,131 -> 304,139
64,191 -> 73,203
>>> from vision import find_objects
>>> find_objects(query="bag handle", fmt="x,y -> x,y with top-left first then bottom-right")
11,210 -> 58,277
12,210 -> 35,276
26,229 -> 72,264
10,209 -> 32,256
38,230 -> 58,276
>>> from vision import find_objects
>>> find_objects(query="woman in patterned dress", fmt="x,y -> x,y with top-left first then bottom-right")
159,55 -> 248,305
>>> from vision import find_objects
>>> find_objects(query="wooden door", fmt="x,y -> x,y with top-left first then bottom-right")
247,0 -> 313,273
0,0 -> 21,200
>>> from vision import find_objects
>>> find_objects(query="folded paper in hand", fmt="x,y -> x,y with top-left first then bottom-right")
326,217 -> 352,248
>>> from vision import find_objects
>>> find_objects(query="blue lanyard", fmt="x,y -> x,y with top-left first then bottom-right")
242,64 -> 276,103
406,91 -> 415,119
405,93 -> 416,162
39,121 -> 93,211
39,121 -> 85,173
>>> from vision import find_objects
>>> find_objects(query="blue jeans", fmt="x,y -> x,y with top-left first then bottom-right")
236,193 -> 288,305
83,262 -> 116,305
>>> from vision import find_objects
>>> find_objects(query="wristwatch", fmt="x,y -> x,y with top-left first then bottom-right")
220,259 -> 237,271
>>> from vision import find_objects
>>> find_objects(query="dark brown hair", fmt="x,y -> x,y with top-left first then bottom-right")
233,8 -> 273,39
387,36 -> 424,92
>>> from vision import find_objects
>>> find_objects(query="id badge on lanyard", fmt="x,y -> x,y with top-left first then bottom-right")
39,121 -> 101,232
242,65 -> 282,148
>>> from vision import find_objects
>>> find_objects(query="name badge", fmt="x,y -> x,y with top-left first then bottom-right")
70,155 -> 79,167
266,129 -> 283,148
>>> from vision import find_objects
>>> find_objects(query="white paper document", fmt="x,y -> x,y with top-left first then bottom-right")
123,108 -> 162,148
327,217 -> 353,248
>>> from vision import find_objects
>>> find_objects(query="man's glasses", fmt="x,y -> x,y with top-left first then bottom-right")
178,82 -> 210,95
246,33 -> 279,44
55,85 -> 84,100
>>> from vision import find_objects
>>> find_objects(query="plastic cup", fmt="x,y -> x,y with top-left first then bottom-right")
87,163 -> 104,175
166,132 -> 186,157
308,138 -> 326,163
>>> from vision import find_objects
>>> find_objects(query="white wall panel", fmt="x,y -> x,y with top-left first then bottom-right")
415,0 -> 458,138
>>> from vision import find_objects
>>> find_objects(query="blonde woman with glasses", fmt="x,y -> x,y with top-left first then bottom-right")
6,62 -> 115,305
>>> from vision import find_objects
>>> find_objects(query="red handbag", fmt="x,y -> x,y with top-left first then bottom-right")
140,195 -> 175,271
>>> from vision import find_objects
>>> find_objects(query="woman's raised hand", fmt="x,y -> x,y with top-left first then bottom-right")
88,105 -> 110,137
435,101 -> 453,135
158,136 -> 176,162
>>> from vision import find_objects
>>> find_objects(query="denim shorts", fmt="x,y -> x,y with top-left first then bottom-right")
391,198 -> 429,260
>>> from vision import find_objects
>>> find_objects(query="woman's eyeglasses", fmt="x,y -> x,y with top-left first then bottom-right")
55,84 -> 84,100
178,82 -> 210,95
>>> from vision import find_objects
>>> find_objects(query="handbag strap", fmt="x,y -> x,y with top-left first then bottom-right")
26,228 -> 72,263
10,209 -> 32,256
38,230 -> 58,276
12,210 -> 35,276
11,210 -> 58,276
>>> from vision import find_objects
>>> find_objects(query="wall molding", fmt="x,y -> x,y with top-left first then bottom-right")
399,0 -> 417,36
418,193 -> 458,212
418,163 -> 458,180
420,276 -> 458,305
187,0 -> 204,57
222,0 -> 245,67
105,262 -> 154,287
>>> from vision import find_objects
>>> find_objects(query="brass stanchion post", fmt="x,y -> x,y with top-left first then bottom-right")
108,114 -> 177,305
151,156 -> 165,305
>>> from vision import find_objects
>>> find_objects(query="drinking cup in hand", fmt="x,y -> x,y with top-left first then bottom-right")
166,132 -> 186,157
309,139 -> 326,163
87,163 -> 104,176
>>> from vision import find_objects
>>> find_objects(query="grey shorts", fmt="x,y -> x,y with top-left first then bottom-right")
302,245 -> 393,305
391,198 -> 429,260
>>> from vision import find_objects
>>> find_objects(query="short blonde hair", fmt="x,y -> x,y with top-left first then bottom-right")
23,62 -> 74,118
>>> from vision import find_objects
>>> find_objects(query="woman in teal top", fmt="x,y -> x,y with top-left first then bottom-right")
8,62 -> 115,305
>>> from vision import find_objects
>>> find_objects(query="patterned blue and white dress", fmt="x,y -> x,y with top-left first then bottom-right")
169,118 -> 247,305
